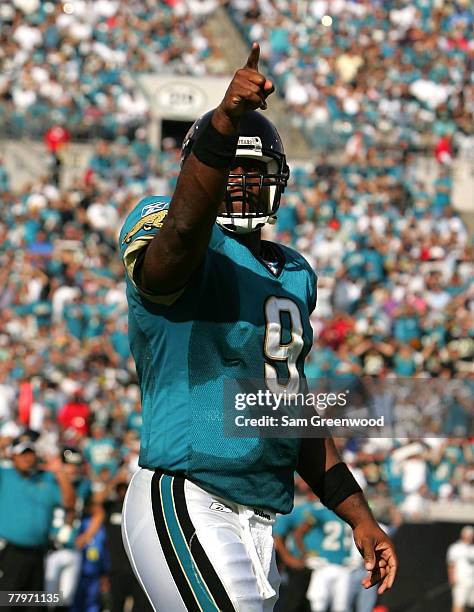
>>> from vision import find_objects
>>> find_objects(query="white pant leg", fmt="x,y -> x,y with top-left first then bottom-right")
307,564 -> 350,612
45,549 -> 81,606
184,479 -> 280,612
307,564 -> 332,612
453,582 -> 474,608
330,565 -> 351,612
45,550 -> 61,596
121,469 -> 186,612
122,468 -> 280,612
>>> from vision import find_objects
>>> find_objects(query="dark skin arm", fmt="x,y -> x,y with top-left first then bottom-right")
274,535 -> 306,570
75,498 -> 105,550
297,437 -> 398,594
137,43 -> 274,295
293,521 -> 312,558
44,455 -> 76,512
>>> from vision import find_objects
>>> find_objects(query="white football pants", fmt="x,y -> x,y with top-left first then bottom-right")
121,468 -> 280,611
45,548 -> 81,606
307,563 -> 351,612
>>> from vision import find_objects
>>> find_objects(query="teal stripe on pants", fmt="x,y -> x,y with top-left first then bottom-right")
159,474 -> 220,611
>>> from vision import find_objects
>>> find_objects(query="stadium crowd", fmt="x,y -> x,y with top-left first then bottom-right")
229,0 -> 474,149
0,132 -> 472,500
2,0 -> 474,150
0,0 -> 226,139
0,147 -> 472,608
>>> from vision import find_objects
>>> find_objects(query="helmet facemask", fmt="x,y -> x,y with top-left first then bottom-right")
181,110 -> 290,234
217,136 -> 289,234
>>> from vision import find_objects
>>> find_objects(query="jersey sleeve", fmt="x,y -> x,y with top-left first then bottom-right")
118,196 -> 184,305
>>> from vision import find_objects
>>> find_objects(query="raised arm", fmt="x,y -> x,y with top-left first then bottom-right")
75,496 -> 105,550
137,43 -> 274,296
45,455 -> 76,512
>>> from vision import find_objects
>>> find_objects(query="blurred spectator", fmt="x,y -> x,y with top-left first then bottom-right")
44,124 -> 70,187
0,158 -> 9,193
0,434 -> 75,606
84,424 -> 118,478
399,484 -> 432,521
70,518 -> 109,612
435,133 -> 454,166
58,389 -> 91,437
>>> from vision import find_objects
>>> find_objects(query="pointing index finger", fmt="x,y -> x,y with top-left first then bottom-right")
245,42 -> 260,70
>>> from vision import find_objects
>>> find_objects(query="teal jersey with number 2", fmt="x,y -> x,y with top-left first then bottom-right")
119,196 -> 317,514
302,503 -> 352,565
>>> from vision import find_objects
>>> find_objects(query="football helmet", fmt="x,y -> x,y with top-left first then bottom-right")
181,110 -> 290,233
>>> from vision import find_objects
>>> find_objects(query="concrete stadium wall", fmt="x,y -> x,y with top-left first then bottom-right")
0,139 -> 93,190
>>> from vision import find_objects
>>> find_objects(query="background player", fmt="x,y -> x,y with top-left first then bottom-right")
447,525 -> 474,612
293,503 -> 352,612
45,447 -> 104,609
119,42 -> 397,611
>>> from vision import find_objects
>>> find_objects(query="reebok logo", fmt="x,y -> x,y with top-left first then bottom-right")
141,201 -> 167,217
209,502 -> 232,513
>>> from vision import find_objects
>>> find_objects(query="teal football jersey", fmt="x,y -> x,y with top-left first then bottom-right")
119,196 -> 317,514
273,500 -> 316,558
300,503 -> 352,565
49,478 -> 92,549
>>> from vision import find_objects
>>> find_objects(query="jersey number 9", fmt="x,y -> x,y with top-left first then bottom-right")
264,296 -> 304,395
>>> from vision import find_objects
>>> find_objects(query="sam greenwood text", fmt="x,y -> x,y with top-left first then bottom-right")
234,415 -> 385,428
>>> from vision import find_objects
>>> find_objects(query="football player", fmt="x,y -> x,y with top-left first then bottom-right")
293,503 -> 353,612
45,447 -> 104,608
447,525 -> 474,612
119,43 -> 397,611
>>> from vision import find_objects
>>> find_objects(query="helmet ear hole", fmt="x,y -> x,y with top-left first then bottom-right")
267,159 -> 278,174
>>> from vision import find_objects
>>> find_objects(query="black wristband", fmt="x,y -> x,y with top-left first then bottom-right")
314,462 -> 362,510
192,117 -> 239,169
